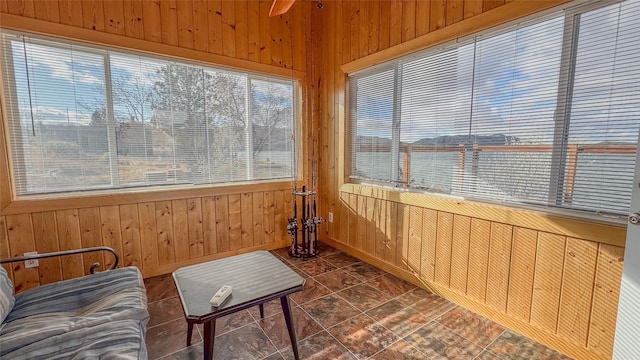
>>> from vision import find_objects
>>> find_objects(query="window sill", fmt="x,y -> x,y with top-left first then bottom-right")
339,182 -> 627,247
2,179 -> 299,215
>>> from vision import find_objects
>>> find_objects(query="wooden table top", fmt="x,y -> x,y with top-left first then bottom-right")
172,251 -> 305,321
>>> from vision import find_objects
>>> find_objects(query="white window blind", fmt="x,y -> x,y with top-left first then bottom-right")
350,0 -> 640,216
1,32 -> 295,197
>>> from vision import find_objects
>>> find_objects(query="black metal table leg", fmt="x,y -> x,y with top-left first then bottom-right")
259,303 -> 265,319
187,321 -> 194,346
203,318 -> 217,360
280,296 -> 299,360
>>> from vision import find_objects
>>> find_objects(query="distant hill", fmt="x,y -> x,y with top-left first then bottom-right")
413,134 -> 519,146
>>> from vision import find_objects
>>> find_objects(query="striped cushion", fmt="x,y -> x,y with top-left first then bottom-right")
0,267 -> 148,357
0,266 -> 15,325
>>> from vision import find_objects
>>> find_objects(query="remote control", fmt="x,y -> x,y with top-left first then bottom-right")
210,285 -> 233,307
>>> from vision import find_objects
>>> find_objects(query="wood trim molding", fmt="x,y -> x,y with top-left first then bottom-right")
341,0 -> 580,74
340,183 -> 626,247
0,13 -> 306,81
320,237 -> 607,360
2,180 -> 298,215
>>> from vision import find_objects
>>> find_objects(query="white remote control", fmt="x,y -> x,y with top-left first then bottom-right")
210,285 -> 232,307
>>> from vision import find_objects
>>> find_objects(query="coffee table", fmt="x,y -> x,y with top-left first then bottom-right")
172,251 -> 305,360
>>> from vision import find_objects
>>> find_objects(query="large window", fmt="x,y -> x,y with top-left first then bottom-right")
350,0 -> 640,216
1,32 -> 295,197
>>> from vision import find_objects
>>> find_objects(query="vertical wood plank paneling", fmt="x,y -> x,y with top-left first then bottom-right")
258,0 -> 272,64
171,199 -> 189,261
263,191 -> 275,244
58,0 -> 84,27
6,214 -> 39,292
208,0 -> 224,55
241,192 -> 254,248
415,0 -> 431,36
252,192 -> 264,246
430,0 -> 446,32
7,0 -> 34,17
558,237 -> 598,346
401,0 -> 416,42
484,0 -> 506,12
228,194 -> 242,250
99,206 -> 123,270
269,14 -> 283,67
435,211 -> 454,286
81,0 -> 105,31
407,206 -> 422,275
159,0 -> 179,46
176,0 -> 195,49
34,0 -> 59,22
507,227 -> 538,322
123,0 -> 144,39
155,200 -> 176,264
396,203 -> 410,270
348,193 -> 358,248
31,211 -> 62,285
588,244 -> 624,357
389,0 -> 402,47
192,0 -> 209,52
368,0 -> 380,55
385,201 -> 397,265
274,190 -> 285,243
0,216 -> 12,277
338,192 -> 350,246
103,0 -> 126,35
378,0 -> 391,51
365,196 -> 376,255
375,199 -> 386,260
485,222 -> 513,312
467,218 -> 491,302
119,203 -> 142,268
234,0 -> 248,60
450,214 -> 471,293
348,0 -> 359,61
247,0 -> 260,62
78,207 -> 105,274
446,0 -> 464,25
221,0 -> 236,57
201,196 -> 217,254
356,195 -> 367,252
530,232 -> 566,333
56,209 -> 84,279
141,0 -> 162,42
281,8 -> 293,69
420,208 -> 438,282
187,198 -> 204,258
358,0 -> 369,58
137,202 -> 159,269
464,0 -> 484,19
215,195 -> 230,252
291,0 -> 305,70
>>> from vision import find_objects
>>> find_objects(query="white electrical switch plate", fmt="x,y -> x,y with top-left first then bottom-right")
328,212 -> 334,223
24,251 -> 38,268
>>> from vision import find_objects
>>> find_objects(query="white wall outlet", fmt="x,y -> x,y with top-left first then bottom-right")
24,251 -> 38,268
328,212 -> 334,223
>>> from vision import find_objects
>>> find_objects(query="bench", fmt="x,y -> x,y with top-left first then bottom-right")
0,247 -> 149,359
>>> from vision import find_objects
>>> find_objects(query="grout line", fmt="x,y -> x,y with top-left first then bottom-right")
146,316 -> 185,331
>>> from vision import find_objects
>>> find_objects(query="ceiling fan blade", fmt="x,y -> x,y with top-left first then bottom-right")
269,0 -> 296,17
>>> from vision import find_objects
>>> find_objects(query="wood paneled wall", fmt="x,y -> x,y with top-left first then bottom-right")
0,0 -> 308,289
313,1 -> 626,360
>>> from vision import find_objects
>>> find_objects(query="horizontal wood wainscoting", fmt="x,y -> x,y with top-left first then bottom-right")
324,184 -> 625,360
0,183 -> 294,292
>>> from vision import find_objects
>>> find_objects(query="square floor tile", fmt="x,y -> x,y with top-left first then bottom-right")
476,350 -> 505,360
487,330 -> 573,360
146,318 -> 201,359
258,307 -> 323,350
280,331 -> 356,360
289,278 -> 332,305
437,307 -> 505,347
211,322 -> 276,360
367,274 -> 416,298
323,252 -> 361,268
316,243 -> 343,257
336,283 -> 391,311
395,287 -> 434,307
411,292 -> 456,321
328,313 -> 398,359
148,296 -> 184,327
366,300 -> 430,337
369,340 -> 426,360
295,258 -> 338,277
248,299 -> 285,319
302,294 -> 361,328
404,321 -> 484,359
343,262 -> 386,281
145,273 -> 178,302
314,269 -> 363,292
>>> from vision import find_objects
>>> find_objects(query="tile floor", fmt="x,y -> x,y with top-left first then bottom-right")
144,243 -> 572,360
